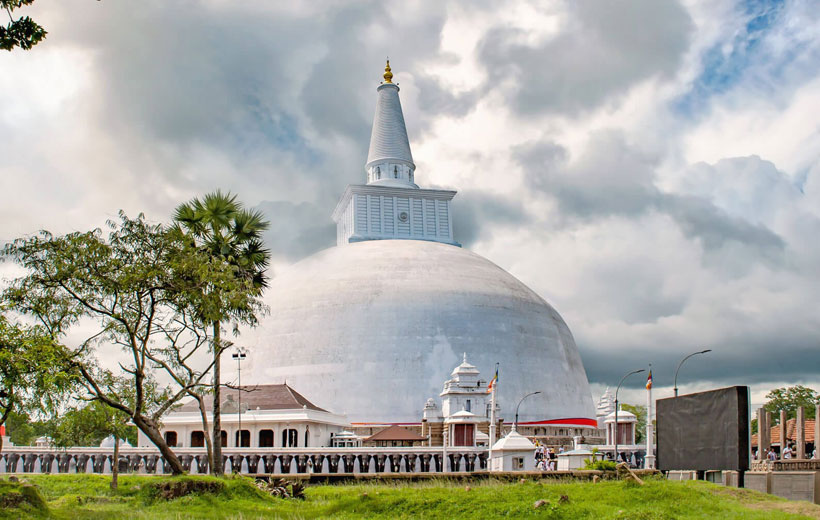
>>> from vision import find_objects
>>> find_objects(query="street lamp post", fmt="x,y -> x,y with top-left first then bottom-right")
232,349 -> 247,448
514,391 -> 542,432
673,349 -> 711,397
614,369 -> 645,464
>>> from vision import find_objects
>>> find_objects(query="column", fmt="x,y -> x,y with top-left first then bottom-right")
779,410 -> 787,458
796,406 -> 805,459
757,408 -> 766,461
761,410 -> 771,458
816,405 -> 820,459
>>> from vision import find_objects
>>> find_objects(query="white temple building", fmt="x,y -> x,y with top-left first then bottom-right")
145,384 -> 349,449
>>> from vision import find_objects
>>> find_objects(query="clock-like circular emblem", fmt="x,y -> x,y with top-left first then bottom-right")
398,211 -> 409,222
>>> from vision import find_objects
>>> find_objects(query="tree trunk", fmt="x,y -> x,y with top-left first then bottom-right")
132,415 -> 184,475
211,322 -> 223,475
111,435 -> 119,490
196,395 -> 214,472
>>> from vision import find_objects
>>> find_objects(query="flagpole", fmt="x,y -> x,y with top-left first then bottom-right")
489,363 -> 498,466
645,364 -> 655,469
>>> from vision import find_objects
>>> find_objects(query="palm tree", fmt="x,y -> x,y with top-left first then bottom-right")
173,190 -> 270,476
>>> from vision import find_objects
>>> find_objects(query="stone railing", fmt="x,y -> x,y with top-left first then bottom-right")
750,459 -> 820,472
0,446 -> 488,475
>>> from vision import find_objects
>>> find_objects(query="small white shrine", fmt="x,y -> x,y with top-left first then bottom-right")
489,429 -> 536,471
604,409 -> 637,446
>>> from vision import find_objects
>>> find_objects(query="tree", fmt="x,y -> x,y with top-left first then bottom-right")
1,1 -> 47,51
173,191 -> 269,476
52,398 -> 134,489
3,212 -> 258,475
620,404 -> 647,444
764,385 -> 819,422
0,315 -> 76,454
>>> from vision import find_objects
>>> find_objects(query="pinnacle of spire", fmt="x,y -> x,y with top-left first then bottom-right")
365,60 -> 416,188
383,59 -> 393,84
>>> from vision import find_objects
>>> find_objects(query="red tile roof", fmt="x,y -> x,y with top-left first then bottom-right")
365,425 -> 427,442
752,418 -> 816,446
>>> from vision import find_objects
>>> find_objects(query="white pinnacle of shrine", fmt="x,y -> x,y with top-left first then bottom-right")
440,353 -> 487,418
332,61 -> 459,247
365,60 -> 417,188
596,387 -> 616,418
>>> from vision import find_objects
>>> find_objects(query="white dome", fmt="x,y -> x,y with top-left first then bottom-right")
245,239 -> 595,424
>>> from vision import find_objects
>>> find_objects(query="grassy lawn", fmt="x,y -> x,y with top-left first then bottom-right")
1,473 -> 819,519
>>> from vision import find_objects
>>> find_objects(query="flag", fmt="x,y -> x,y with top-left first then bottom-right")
487,367 -> 498,393
646,370 -> 653,390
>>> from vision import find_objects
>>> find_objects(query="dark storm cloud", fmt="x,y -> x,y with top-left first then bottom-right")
516,133 -> 787,262
580,329 -> 820,391
478,0 -> 693,116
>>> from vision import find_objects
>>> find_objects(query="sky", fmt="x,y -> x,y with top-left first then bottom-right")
1,0 -> 819,408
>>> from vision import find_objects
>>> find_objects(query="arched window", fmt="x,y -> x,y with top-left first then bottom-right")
164,431 -> 178,447
376,166 -> 381,179
282,428 -> 298,447
191,431 -> 205,448
259,429 -> 274,447
304,426 -> 310,447
235,430 -> 250,447
394,165 -> 398,178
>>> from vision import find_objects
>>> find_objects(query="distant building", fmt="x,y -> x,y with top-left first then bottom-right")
596,388 -> 616,427
147,384 -> 349,449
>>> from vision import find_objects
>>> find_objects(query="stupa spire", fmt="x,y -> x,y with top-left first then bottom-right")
366,60 -> 417,188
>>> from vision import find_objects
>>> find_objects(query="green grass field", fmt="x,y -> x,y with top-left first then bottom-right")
2,473 -> 819,519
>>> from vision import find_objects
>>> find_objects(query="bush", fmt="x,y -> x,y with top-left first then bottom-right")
583,459 -> 617,471
0,479 -> 49,519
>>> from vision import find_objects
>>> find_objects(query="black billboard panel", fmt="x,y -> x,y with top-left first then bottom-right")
657,386 -> 750,471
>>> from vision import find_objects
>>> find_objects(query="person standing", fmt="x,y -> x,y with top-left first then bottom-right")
783,445 -> 793,459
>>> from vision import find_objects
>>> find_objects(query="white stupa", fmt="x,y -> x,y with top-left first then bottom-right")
247,62 -> 596,426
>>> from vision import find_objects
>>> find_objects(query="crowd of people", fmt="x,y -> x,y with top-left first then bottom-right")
534,444 -> 558,471
755,445 -> 818,460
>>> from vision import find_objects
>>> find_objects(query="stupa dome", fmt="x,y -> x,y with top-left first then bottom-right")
245,239 -> 595,424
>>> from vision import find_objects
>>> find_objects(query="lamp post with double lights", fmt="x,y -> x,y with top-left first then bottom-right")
614,369 -> 645,464
674,349 -> 711,397
232,348 -> 247,448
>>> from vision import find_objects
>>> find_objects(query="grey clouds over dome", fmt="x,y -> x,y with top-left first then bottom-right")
1,0 -> 819,406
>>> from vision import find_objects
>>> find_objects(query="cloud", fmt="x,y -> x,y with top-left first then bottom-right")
478,0 -> 693,116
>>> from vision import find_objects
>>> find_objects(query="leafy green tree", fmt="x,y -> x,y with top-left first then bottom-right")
173,191 -> 269,476
3,410 -> 54,446
620,404 -> 647,444
0,1 -> 46,51
3,212 -> 258,475
52,399 -> 135,489
764,385 -> 819,422
0,315 -> 76,454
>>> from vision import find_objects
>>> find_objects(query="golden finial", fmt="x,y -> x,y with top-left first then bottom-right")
383,59 -> 393,84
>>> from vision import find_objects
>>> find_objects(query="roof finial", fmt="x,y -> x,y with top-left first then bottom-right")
383,59 -> 393,84
463,352 -> 467,363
